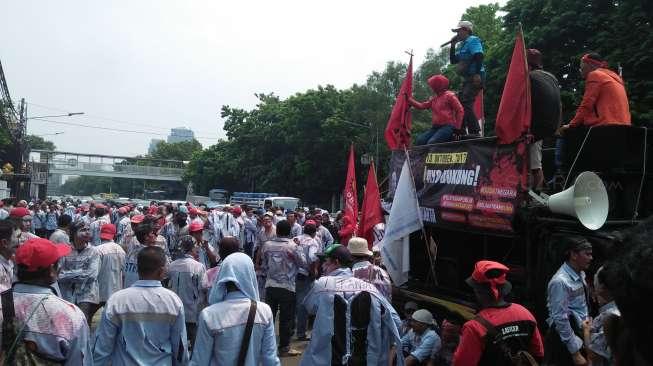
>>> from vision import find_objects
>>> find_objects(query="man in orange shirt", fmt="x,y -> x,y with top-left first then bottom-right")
557,53 -> 631,134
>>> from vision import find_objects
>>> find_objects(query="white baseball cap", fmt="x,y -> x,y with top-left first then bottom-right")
412,309 -> 435,325
452,20 -> 473,32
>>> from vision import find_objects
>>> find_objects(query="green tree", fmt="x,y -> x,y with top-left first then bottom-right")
25,135 -> 56,151
149,139 -> 202,161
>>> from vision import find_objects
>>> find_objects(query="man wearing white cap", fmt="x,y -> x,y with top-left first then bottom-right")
349,237 -> 393,301
400,309 -> 441,366
449,20 -> 484,135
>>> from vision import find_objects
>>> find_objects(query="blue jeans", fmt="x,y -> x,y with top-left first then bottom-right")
416,124 -> 455,145
295,275 -> 313,338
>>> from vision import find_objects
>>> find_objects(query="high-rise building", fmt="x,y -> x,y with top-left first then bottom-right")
168,127 -> 195,144
148,139 -> 164,154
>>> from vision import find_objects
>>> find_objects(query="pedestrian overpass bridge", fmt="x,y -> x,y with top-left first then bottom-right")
31,150 -> 185,181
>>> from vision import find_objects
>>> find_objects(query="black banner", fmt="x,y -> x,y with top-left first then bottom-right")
388,137 -> 528,232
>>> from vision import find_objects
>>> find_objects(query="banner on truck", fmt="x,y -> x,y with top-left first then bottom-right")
387,138 -> 528,232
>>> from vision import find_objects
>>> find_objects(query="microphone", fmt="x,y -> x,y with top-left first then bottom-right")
440,40 -> 453,48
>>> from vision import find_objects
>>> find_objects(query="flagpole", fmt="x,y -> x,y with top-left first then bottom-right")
402,147 -> 438,285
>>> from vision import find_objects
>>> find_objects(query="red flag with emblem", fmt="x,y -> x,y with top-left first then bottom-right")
495,27 -> 531,144
359,161 -> 384,249
342,144 -> 358,239
384,55 -> 413,149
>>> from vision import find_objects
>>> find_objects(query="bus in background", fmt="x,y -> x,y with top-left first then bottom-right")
264,196 -> 300,212
208,188 -> 229,204
230,192 -> 277,208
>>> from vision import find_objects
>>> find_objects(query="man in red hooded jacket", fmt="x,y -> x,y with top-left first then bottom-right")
409,74 -> 464,145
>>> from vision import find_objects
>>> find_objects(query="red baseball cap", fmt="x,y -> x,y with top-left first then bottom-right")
100,224 -> 116,240
16,238 -> 71,271
189,221 -> 204,233
130,214 -> 145,224
305,220 -> 317,226
232,207 -> 242,216
9,207 -> 31,218
118,207 -> 128,214
189,207 -> 199,215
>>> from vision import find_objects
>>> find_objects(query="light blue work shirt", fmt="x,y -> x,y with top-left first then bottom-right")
32,211 -> 46,229
455,35 -> 485,78
123,243 -> 144,288
45,211 -> 59,230
589,301 -> 620,365
168,255 -> 207,324
89,215 -> 111,246
547,262 -> 588,354
401,328 -> 441,362
260,237 -> 305,292
300,267 -> 404,366
58,244 -> 101,304
95,240 -> 126,302
93,280 -> 189,366
316,225 -> 334,249
2,283 -> 92,365
116,216 -> 130,244
191,253 -> 280,366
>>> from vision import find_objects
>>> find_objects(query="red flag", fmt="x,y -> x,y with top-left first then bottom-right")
474,90 -> 485,136
359,162 -> 384,249
495,28 -> 531,144
384,55 -> 413,149
342,144 -> 358,242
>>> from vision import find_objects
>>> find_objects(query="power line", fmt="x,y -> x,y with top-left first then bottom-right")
30,117 -> 221,141
27,102 -> 221,135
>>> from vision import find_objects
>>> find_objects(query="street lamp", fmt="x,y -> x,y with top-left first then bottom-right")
342,120 -> 379,166
28,112 -> 84,119
35,132 -> 65,137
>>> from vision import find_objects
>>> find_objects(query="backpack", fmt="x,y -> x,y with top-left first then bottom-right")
1,289 -> 63,365
474,315 -> 539,366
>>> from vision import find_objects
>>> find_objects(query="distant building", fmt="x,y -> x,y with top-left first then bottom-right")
148,139 -> 164,154
167,127 -> 195,144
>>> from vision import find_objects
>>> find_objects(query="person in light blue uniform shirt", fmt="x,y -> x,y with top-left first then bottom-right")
123,222 -> 160,288
545,236 -> 593,366
301,244 -> 404,366
400,309 -> 441,366
89,205 -> 111,246
168,235 -> 207,348
8,237 -> 92,365
190,252 -> 281,366
93,246 -> 189,366
58,221 -> 101,324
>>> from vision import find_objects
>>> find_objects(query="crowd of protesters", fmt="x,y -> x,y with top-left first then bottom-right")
0,197 -> 651,366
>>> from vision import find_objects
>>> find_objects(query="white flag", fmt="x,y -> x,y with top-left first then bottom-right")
381,159 -> 423,286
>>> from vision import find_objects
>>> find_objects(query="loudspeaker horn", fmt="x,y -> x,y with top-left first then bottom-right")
547,171 -> 609,230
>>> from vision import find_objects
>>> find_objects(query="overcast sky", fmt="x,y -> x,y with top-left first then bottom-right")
2,0 -> 500,157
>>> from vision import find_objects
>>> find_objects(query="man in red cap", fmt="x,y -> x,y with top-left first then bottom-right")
4,237 -> 91,364
452,260 -> 543,365
9,206 -> 37,245
189,221 -> 217,269
115,206 -> 130,244
95,224 -> 125,311
120,214 -> 145,252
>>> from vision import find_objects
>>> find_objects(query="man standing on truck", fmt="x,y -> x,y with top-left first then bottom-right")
449,20 -> 484,136
545,236 -> 593,366
453,260 -> 544,365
